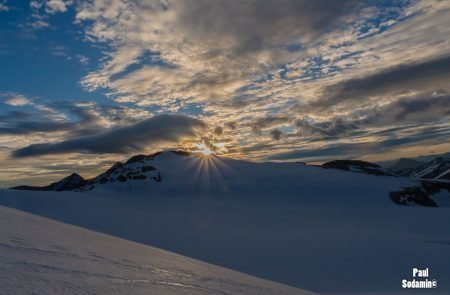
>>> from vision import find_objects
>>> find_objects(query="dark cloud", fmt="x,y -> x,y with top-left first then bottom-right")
333,93 -> 450,131
270,129 -> 283,141
0,111 -> 32,121
12,114 -> 207,157
268,124 -> 450,162
377,94 -> 450,124
0,104 -> 107,136
0,110 -> 73,135
312,55 -> 450,110
176,0 -> 365,55
294,118 -> 357,137
251,116 -> 291,135
224,121 -> 237,130
214,126 -> 223,136
295,119 -> 329,136
293,93 -> 450,139
68,105 -> 108,136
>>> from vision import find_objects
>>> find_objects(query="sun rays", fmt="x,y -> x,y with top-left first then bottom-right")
179,146 -> 242,194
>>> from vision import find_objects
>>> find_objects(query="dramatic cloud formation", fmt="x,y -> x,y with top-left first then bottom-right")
12,114 -> 206,157
311,54 -> 450,111
174,0 -> 363,53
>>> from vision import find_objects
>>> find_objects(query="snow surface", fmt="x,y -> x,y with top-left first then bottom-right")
1,153 -> 450,294
0,205 -> 313,295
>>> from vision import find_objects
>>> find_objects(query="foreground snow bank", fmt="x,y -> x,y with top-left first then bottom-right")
0,205 -> 314,295
2,188 -> 450,294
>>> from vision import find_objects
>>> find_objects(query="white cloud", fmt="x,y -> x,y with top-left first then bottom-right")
76,54 -> 89,65
4,95 -> 32,106
45,0 -> 73,14
31,20 -> 50,29
29,1 -> 42,10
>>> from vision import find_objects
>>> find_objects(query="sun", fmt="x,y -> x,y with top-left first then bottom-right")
200,147 -> 213,155
196,142 -> 214,156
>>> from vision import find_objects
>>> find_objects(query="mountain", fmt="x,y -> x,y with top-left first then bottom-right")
11,152 -> 164,192
12,173 -> 87,191
0,205 -> 313,295
10,151 -> 450,207
400,156 -> 450,180
411,157 -> 450,180
12,153 -> 397,192
321,160 -> 394,176
388,158 -> 422,175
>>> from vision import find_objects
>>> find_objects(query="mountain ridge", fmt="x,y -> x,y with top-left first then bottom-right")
10,150 -> 450,207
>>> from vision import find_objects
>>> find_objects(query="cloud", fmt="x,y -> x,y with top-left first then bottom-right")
174,0 -> 364,54
45,0 -> 72,14
5,0 -> 450,168
75,0 -> 370,106
311,54 -> 450,111
270,129 -> 283,141
0,1 -> 8,12
12,114 -> 207,157
29,1 -> 42,10
4,95 -> 32,106
0,99 -> 108,136
31,20 -> 50,29
373,93 -> 450,124
76,54 -> 89,65
0,120 -> 72,135
250,116 -> 291,135
213,126 -> 223,136
268,123 -> 450,162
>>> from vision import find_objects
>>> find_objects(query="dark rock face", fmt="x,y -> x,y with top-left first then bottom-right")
81,162 -> 159,190
389,187 -> 437,207
322,160 -> 394,176
389,180 -> 450,207
125,155 -> 150,165
141,166 -> 156,172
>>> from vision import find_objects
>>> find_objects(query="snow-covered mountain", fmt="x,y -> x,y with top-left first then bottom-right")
383,155 -> 450,181
407,157 -> 450,180
11,152 -> 164,191
0,205 -> 313,295
387,158 -> 422,175
11,150 -> 449,207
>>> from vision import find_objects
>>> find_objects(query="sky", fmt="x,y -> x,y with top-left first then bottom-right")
1,0 -> 450,187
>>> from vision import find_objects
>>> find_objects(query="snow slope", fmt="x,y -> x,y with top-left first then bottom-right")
0,205 -> 313,295
2,152 -> 450,294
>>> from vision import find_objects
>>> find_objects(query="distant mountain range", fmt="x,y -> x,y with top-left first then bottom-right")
10,150 -> 450,207
387,155 -> 450,181
12,151 -> 165,192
